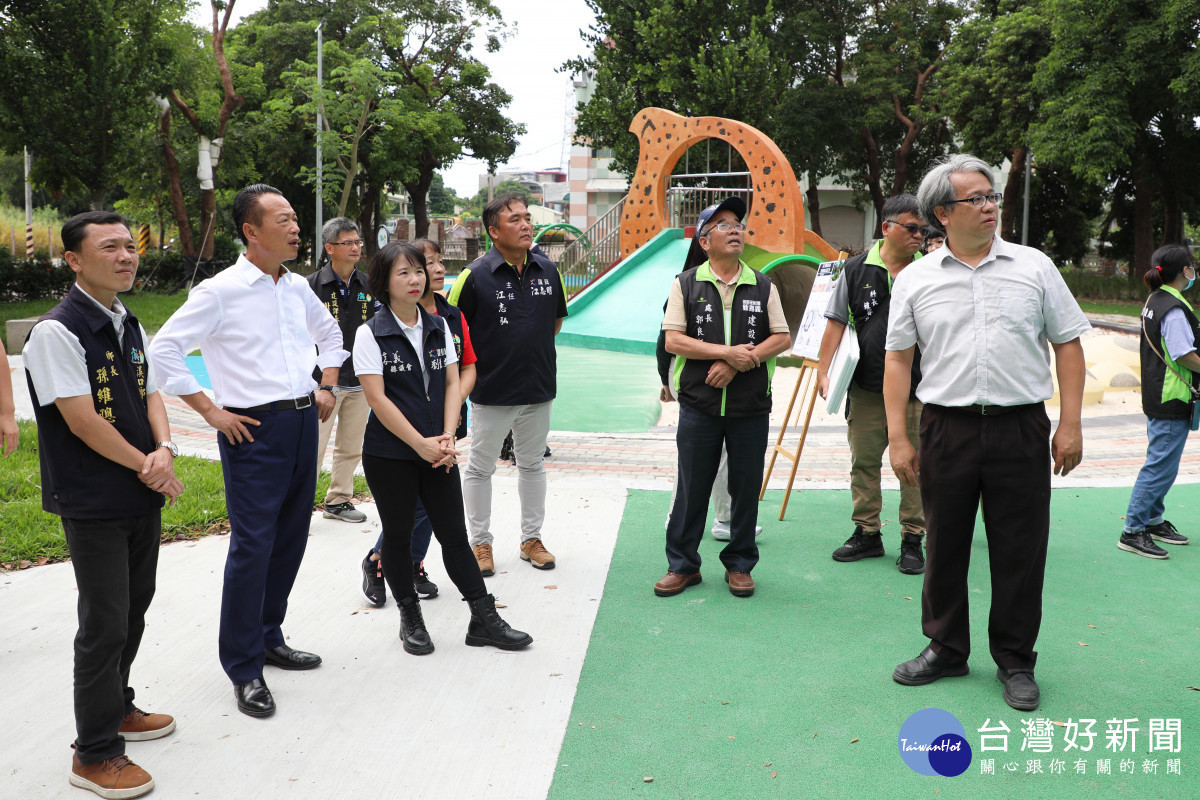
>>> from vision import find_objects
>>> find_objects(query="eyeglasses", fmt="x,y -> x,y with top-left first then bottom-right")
329,239 -> 364,247
700,222 -> 746,236
944,193 -> 1003,209
885,220 -> 935,237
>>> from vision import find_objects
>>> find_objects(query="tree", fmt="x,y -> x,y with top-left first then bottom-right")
0,0 -> 184,208
228,0 -> 522,248
1032,0 -> 1200,279
428,173 -> 459,215
843,0 -> 961,234
567,0 -> 957,238
161,0 -> 247,259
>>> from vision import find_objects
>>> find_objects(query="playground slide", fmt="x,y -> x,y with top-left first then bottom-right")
557,228 -> 819,357
557,228 -> 691,356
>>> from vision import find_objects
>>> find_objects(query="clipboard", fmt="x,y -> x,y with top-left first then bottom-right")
825,324 -> 859,414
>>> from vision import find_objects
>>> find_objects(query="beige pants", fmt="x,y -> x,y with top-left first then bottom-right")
316,389 -> 370,505
846,382 -> 924,537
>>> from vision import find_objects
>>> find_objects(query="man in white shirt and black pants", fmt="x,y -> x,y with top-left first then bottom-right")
883,155 -> 1089,711
149,185 -> 348,718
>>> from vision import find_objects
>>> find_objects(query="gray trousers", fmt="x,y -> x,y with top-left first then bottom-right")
463,401 -> 553,546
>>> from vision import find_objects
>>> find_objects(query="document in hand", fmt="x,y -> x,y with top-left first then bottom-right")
825,324 -> 859,414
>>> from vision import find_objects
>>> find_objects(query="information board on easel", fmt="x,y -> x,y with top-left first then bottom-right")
760,257 -> 847,520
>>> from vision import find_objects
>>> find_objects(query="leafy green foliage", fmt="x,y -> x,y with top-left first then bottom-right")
0,0 -> 187,205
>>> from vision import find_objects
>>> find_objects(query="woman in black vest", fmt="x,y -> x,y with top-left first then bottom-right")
355,242 -> 531,653
1120,244 -> 1199,559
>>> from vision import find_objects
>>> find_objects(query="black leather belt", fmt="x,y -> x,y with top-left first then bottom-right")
943,402 -> 1036,416
226,393 -> 314,414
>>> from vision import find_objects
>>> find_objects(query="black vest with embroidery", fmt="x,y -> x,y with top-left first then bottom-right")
841,252 -> 921,395
307,266 -> 377,388
434,294 -> 469,440
26,287 -> 162,519
361,305 -> 450,461
1140,289 -> 1200,420
676,265 -> 774,417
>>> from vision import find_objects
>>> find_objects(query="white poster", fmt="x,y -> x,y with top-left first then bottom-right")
791,259 -> 846,360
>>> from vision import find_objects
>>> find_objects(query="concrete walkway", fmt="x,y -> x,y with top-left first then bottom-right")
3,317 -> 1198,799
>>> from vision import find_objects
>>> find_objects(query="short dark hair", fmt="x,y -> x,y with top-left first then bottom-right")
1144,244 -> 1194,291
410,237 -> 441,255
367,242 -> 430,306
483,193 -> 528,234
882,193 -> 922,222
233,183 -> 284,245
62,211 -> 128,253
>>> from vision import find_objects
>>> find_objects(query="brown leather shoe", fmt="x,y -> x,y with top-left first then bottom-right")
653,571 -> 702,597
118,706 -> 175,741
473,543 -> 495,577
725,570 -> 755,597
519,537 -> 556,570
70,752 -> 154,799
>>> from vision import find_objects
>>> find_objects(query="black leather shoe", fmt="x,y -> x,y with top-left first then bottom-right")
997,668 -> 1040,710
234,678 -> 275,717
264,644 -> 322,670
893,645 -> 970,686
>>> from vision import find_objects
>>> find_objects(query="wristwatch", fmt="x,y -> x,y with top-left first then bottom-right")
156,441 -> 179,457
318,384 -> 340,397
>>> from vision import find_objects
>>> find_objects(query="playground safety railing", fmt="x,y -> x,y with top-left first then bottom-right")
557,197 -> 625,297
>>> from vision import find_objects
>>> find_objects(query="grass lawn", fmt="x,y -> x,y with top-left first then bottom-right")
1,290 -> 188,351
0,420 -> 368,568
1077,299 -> 1142,318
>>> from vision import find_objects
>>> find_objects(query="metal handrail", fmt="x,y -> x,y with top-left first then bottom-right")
558,197 -> 626,297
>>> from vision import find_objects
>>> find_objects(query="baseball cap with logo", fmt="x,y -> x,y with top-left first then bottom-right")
683,196 -> 748,271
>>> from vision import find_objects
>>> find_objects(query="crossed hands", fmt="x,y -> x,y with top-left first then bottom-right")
419,433 -> 461,472
140,448 -> 184,505
707,344 -> 760,388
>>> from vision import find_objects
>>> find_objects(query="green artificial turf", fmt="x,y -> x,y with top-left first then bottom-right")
550,487 -> 1200,800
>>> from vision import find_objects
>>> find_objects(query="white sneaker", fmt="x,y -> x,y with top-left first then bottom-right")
710,521 -> 763,541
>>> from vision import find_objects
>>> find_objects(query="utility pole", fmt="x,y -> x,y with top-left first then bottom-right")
315,19 -> 324,267
24,146 -> 34,256
1021,149 -> 1031,247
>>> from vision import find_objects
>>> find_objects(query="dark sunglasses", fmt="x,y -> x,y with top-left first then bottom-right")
885,220 -> 935,238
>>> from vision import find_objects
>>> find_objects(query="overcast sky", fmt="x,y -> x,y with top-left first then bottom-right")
193,0 -> 598,198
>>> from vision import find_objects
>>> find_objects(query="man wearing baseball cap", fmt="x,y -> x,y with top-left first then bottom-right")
654,197 -> 792,598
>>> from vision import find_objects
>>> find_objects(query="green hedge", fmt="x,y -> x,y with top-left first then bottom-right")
1058,268 -> 1200,304
0,251 -> 231,301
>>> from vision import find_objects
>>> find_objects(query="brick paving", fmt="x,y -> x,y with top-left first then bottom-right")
21,312 -> 1188,495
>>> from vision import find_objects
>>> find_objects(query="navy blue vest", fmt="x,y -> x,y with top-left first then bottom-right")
361,305 -> 450,461
307,265 -> 378,388
26,286 -> 163,519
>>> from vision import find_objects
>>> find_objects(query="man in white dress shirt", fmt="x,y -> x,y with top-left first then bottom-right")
883,155 -> 1089,712
148,185 -> 347,718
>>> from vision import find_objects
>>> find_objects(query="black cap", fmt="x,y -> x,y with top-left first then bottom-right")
683,196 -> 748,271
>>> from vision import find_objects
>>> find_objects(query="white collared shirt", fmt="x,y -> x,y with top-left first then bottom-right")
148,254 -> 348,408
885,236 -> 1090,406
353,310 -> 457,391
24,285 -> 159,404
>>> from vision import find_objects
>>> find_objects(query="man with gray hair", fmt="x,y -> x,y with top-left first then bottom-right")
817,193 -> 930,575
883,154 -> 1089,711
307,217 -> 376,524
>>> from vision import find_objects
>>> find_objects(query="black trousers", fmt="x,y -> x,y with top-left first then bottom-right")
362,453 -> 487,605
62,512 -> 161,764
918,403 -> 1051,672
665,404 -> 765,575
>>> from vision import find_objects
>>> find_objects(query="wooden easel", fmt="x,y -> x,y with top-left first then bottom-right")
759,357 -> 821,520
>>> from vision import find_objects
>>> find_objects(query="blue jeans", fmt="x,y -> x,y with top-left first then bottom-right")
374,499 -> 434,562
1124,417 -> 1191,533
